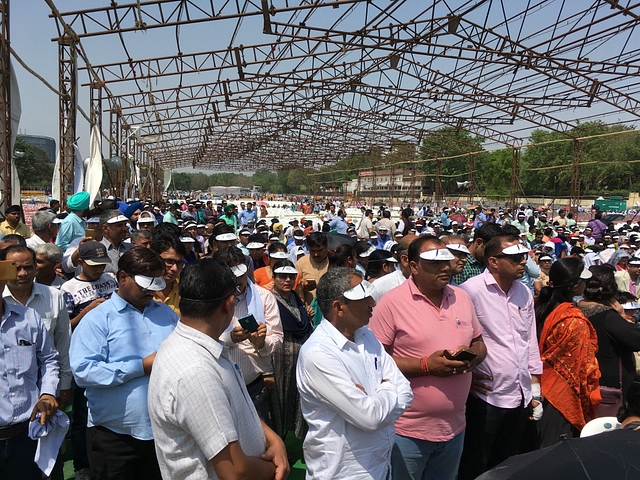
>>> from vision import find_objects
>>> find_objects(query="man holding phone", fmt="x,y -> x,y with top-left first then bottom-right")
370,235 -> 486,480
213,246 -> 283,426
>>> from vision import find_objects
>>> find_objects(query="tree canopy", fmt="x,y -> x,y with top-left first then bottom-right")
13,136 -> 54,188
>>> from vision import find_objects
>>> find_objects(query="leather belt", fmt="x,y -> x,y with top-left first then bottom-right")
0,421 -> 28,441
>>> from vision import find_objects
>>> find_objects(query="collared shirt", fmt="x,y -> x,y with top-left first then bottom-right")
460,269 -> 543,408
38,275 -> 66,290
220,284 -> 282,384
371,269 -> 407,302
60,273 -> 118,320
452,254 -> 484,285
163,211 -> 178,225
328,216 -> 348,234
153,279 -> 180,315
370,278 -> 482,442
3,283 -> 72,390
296,255 -> 329,304
358,216 -> 373,238
100,237 -> 134,274
69,293 -> 178,440
25,234 -> 46,249
148,322 -> 266,480
0,301 -> 59,426
238,209 -> 257,226
0,220 -> 32,238
297,319 -> 413,480
55,212 -> 85,251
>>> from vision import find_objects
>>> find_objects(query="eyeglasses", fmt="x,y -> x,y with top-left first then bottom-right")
495,253 -> 528,263
162,258 -> 185,269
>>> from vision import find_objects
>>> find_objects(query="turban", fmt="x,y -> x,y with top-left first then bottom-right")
67,191 -> 90,211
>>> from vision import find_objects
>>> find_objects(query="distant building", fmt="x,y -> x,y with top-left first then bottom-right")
19,135 -> 56,164
344,169 -> 424,199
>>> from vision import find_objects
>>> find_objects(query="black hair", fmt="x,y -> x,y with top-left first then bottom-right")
268,242 -> 287,255
150,233 -> 187,257
248,234 -> 266,245
473,222 -> 503,243
484,234 -> 520,260
152,222 -> 181,240
213,245 -> 246,267
271,259 -> 295,272
502,224 -> 521,237
535,258 -> 586,337
179,258 -> 237,316
353,240 -> 373,258
617,376 -> 640,423
366,250 -> 395,279
583,265 -> 618,303
329,244 -> 356,268
0,244 -> 35,262
407,235 -> 440,263
306,232 -> 328,248
0,234 -> 27,248
117,247 -> 164,276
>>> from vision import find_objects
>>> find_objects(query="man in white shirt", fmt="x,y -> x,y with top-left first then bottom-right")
297,267 -> 413,480
213,246 -> 283,427
26,210 -> 58,249
34,243 -> 66,289
371,234 -> 415,302
148,258 -> 289,480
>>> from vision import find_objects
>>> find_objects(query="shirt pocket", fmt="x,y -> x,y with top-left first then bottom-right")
11,343 -> 37,378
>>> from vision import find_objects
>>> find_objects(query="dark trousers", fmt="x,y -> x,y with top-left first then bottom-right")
0,429 -> 41,480
246,375 -> 273,429
86,426 -> 162,480
458,395 -> 529,480
71,380 -> 90,471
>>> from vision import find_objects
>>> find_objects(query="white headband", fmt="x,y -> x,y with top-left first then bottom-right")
446,243 -> 470,254
358,246 -> 377,258
179,236 -> 195,243
246,242 -> 265,249
419,248 -> 455,261
269,252 -> 289,259
230,263 -> 248,277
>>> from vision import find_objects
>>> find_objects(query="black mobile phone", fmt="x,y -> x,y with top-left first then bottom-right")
238,313 -> 259,333
444,349 -> 477,362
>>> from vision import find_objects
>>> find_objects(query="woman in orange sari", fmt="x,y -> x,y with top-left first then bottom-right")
535,257 -> 601,448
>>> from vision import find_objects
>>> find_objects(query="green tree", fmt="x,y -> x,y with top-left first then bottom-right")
13,136 -> 54,187
191,172 -> 210,191
172,172 -> 191,191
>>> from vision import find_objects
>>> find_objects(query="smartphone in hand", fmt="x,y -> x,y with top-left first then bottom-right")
444,349 -> 477,362
238,313 -> 259,333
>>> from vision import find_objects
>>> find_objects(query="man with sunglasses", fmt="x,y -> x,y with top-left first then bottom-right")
297,267 -> 413,480
458,235 -> 543,480
70,248 -> 179,480
370,236 -> 486,480
151,234 -> 187,315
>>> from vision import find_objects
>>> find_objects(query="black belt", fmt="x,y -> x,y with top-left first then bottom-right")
246,375 -> 264,388
0,421 -> 28,441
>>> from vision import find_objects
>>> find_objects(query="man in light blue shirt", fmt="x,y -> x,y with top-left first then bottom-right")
56,191 -> 90,251
238,202 -> 258,226
0,282 -> 60,480
329,208 -> 348,234
70,247 -> 178,480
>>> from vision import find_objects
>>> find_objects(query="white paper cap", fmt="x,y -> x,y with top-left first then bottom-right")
502,244 -> 531,255
446,243 -> 470,254
419,248 -> 455,261
342,280 -> 374,301
269,252 -> 289,259
106,215 -> 129,224
273,266 -> 298,275
215,233 -> 237,242
358,246 -> 377,258
230,263 -> 248,277
132,274 -> 166,291
246,242 -> 265,249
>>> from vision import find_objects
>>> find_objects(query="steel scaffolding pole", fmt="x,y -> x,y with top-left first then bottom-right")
0,0 -> 10,211
434,158 -> 444,206
570,139 -> 584,212
109,106 -> 120,197
58,36 -> 77,203
510,148 -> 521,211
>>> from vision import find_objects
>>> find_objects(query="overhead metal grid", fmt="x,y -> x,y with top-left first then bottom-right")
47,0 -> 640,177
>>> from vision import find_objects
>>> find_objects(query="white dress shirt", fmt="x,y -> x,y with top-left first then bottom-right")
297,319 -> 413,480
371,269 -> 407,302
3,283 -> 72,390
25,234 -> 46,249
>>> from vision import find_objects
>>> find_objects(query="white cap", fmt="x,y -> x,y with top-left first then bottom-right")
502,244 -> 531,255
86,217 -> 101,224
131,274 -> 166,291
246,242 -> 265,249
543,241 -> 555,249
446,243 -> 470,254
230,263 -> 248,277
419,248 -> 455,261
269,252 -> 289,259
106,215 -> 129,224
273,266 -> 298,275
539,255 -> 553,261
179,236 -> 196,243
215,233 -> 237,242
358,246 -> 377,258
342,280 -> 374,301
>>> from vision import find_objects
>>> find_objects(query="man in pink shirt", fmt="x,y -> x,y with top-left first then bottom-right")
458,234 -> 543,480
370,235 -> 486,480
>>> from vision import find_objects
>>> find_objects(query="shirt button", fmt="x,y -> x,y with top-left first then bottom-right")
13,416 -> 17,420
4,347 -> 9,352
10,392 -> 14,397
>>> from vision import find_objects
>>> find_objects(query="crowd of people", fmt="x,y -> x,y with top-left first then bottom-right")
2,193 -> 640,480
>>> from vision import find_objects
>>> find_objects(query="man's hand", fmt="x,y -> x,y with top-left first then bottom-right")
230,325 -> 251,344
354,382 -> 368,395
305,305 -> 315,319
470,372 -> 493,398
58,389 -> 72,410
30,394 -> 58,425
261,422 -> 290,480
142,352 -> 157,375
302,278 -> 317,291
426,350 -> 468,377
263,374 -> 276,393
249,323 -> 267,350
84,297 -> 106,314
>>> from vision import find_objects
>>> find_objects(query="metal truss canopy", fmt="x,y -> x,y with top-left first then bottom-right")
48,0 -> 640,172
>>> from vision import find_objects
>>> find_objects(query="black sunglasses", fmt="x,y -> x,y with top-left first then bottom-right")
495,253 -> 528,263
